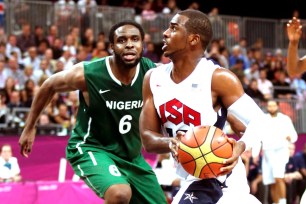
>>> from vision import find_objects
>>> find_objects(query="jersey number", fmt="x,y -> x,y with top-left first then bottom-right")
119,115 -> 132,134
109,165 -> 121,177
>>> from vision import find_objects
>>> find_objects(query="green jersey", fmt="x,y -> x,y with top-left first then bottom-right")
66,56 -> 155,161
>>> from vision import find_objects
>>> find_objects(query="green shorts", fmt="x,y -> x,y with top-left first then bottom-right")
67,148 -> 167,204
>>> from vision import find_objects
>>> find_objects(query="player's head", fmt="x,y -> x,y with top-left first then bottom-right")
109,20 -> 145,68
266,99 -> 279,115
162,9 -> 212,57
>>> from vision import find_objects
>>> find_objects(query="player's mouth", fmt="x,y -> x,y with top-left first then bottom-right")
123,52 -> 136,61
162,39 -> 168,51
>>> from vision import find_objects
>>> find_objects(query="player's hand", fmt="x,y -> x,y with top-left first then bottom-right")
287,17 -> 302,43
219,138 -> 243,175
169,131 -> 184,162
19,127 -> 37,158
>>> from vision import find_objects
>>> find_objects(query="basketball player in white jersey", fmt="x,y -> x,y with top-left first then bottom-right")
139,9 -> 265,204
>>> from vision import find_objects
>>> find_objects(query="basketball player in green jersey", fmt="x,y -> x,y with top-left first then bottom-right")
19,21 -> 167,204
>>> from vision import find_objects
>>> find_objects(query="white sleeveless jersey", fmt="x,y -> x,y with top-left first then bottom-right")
150,58 -> 250,194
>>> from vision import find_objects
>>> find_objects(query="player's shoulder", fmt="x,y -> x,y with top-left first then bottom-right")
212,66 -> 242,87
84,57 -> 107,67
140,57 -> 157,69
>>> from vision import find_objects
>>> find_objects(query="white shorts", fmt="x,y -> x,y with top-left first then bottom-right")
262,147 -> 289,185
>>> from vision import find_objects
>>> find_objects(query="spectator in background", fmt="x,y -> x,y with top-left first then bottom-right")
23,65 -> 37,85
77,0 -> 96,15
0,60 -> 8,89
6,57 -> 24,90
143,41 -> 159,63
38,112 -> 51,126
34,25 -> 46,47
2,76 -> 15,104
7,90 -> 23,111
22,46 -> 41,71
241,149 -> 265,203
37,39 -> 50,59
0,144 -> 21,182
0,89 -> 8,124
229,45 -> 246,70
53,102 -> 71,132
188,1 -> 200,10
162,0 -> 180,15
208,7 -> 225,39
273,70 -> 296,100
43,48 -> 57,73
254,99 -> 298,204
54,60 -> 64,73
47,24 -> 59,46
65,90 -> 79,126
257,68 -> 274,100
291,72 -> 306,109
285,143 -> 303,204
20,79 -> 36,108
81,27 -> 95,49
34,59 -> 52,83
16,22 -> 36,54
0,27 -> 7,44
0,42 -> 7,62
207,38 -> 228,68
77,0 -> 97,33
244,62 -> 260,82
230,58 -> 247,88
63,34 -> 77,57
5,34 -> 22,64
69,26 -> 81,49
141,0 -> 157,21
245,78 -> 266,103
293,143 -> 306,203
51,38 -> 63,60
58,47 -> 74,70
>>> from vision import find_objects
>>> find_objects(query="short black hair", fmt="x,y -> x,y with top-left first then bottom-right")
177,9 -> 213,50
108,20 -> 145,44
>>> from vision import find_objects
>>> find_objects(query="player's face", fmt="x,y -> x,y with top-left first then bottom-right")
112,25 -> 143,69
267,101 -> 278,115
162,14 -> 190,58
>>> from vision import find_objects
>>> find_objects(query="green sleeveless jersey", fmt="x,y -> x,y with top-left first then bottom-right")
67,57 -> 155,160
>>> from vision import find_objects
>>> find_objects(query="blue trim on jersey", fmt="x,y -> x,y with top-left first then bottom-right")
213,108 -> 227,130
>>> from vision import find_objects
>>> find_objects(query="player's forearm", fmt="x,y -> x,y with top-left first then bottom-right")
287,41 -> 301,76
141,130 -> 172,154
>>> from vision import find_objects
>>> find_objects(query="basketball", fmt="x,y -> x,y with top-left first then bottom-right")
177,125 -> 233,179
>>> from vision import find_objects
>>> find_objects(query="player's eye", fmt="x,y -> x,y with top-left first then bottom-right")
170,25 -> 177,32
118,38 -> 126,43
132,37 -> 139,42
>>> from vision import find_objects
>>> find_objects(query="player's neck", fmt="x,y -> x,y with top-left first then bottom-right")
171,57 -> 202,83
109,56 -> 136,85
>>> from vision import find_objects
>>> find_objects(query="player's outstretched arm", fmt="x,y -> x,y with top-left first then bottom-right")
19,63 -> 86,157
139,70 -> 176,154
287,17 -> 306,76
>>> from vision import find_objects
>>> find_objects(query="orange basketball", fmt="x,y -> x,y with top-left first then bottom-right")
177,125 -> 233,179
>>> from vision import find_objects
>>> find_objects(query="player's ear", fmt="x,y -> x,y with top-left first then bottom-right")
189,34 -> 200,46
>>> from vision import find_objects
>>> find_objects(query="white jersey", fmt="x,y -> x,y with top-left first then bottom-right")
150,58 -> 250,194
